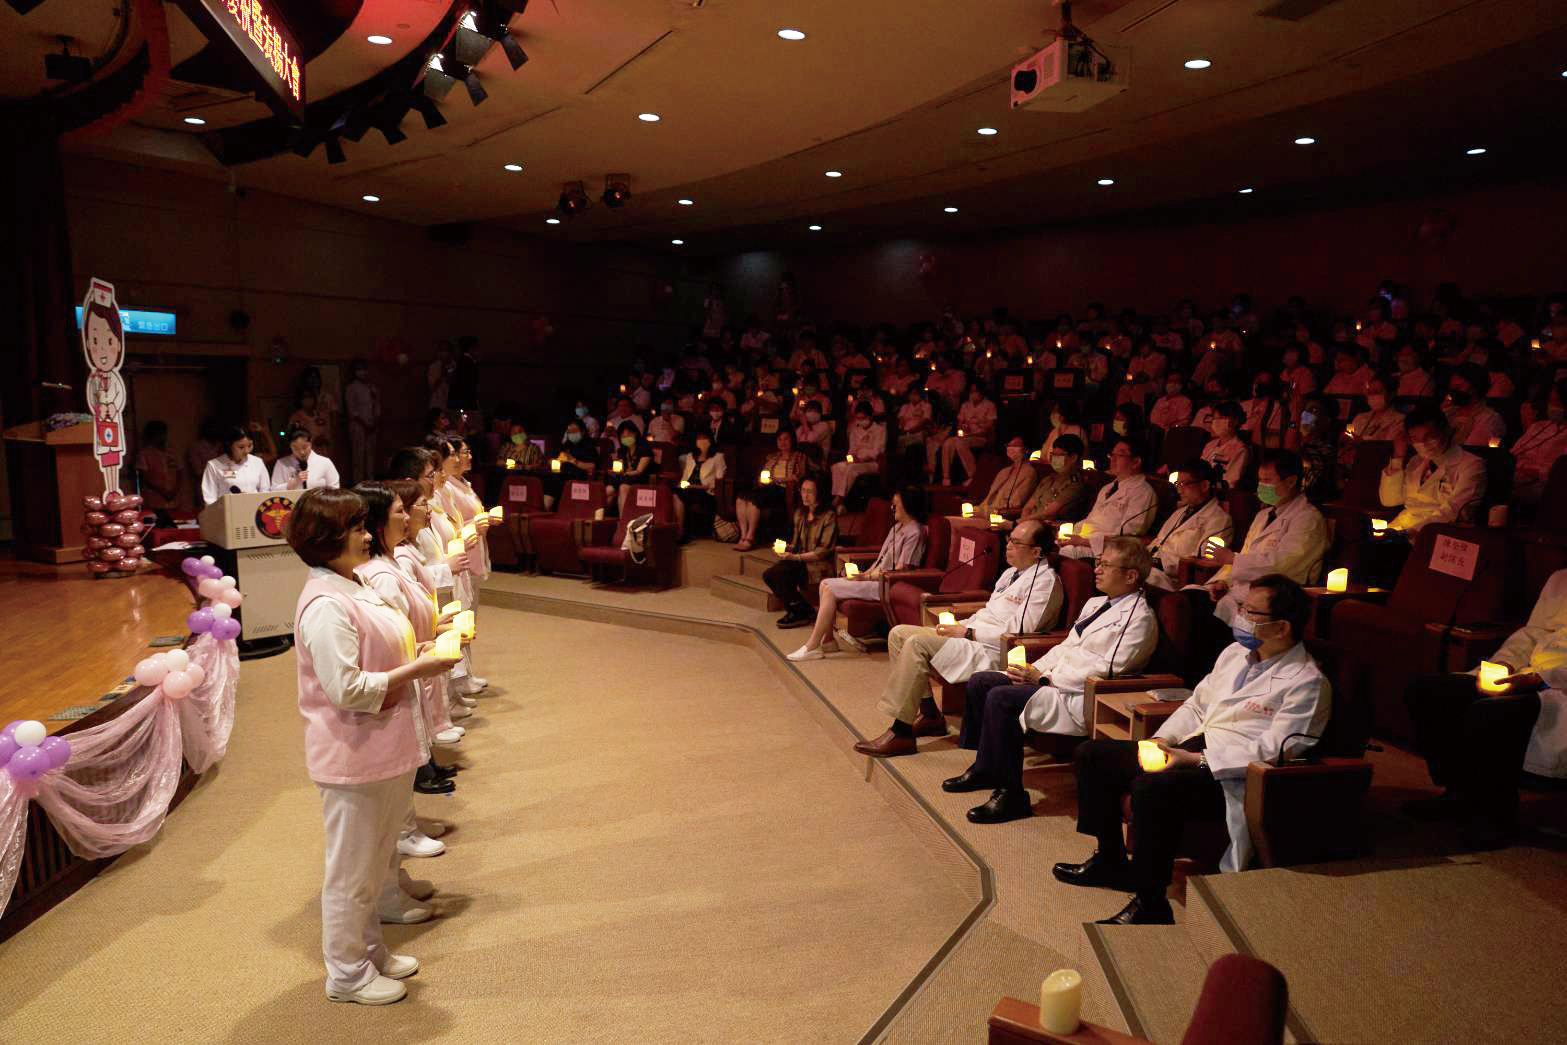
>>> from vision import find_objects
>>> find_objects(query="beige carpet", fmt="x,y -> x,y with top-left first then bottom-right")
0,609 -> 974,1044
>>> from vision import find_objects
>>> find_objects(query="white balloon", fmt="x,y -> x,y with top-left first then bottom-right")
220,575 -> 237,589
13,720 -> 46,748
200,555 -> 215,566
211,603 -> 233,619
164,648 -> 190,672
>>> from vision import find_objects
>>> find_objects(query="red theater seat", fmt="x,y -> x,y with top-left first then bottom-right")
530,479 -> 608,576
578,484 -> 679,588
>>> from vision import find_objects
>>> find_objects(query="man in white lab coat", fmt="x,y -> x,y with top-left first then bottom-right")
1145,460 -> 1233,590
945,536 -> 1159,824
1055,575 -> 1330,925
854,521 -> 1062,757
1201,449 -> 1328,625
1378,403 -> 1486,533
1057,436 -> 1160,560
1402,567 -> 1566,849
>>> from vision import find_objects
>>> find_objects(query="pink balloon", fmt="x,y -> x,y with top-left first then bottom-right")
123,545 -> 144,559
115,533 -> 142,548
86,537 -> 111,550
184,663 -> 206,688
162,669 -> 195,700
82,496 -> 105,512
113,559 -> 137,572
100,523 -> 125,538
104,492 -> 125,511
85,511 -> 109,526
219,589 -> 243,608
87,561 -> 111,575
119,494 -> 143,509
197,577 -> 223,599
134,657 -> 168,687
99,547 -> 126,562
113,509 -> 141,525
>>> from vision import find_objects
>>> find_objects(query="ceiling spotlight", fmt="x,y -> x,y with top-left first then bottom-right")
671,239 -> 684,245
677,198 -> 694,206
977,127 -> 998,136
1465,147 -> 1487,156
182,116 -> 206,126
423,57 -> 459,101
1294,136 -> 1316,145
808,224 -> 822,231
824,170 -> 842,178
500,34 -> 529,70
367,35 -> 393,46
464,70 -> 488,106
777,29 -> 806,41
361,194 -> 380,203
504,163 -> 523,172
558,181 -> 590,216
1184,58 -> 1212,70
545,217 -> 561,225
1097,178 -> 1115,186
638,112 -> 661,122
1238,187 -> 1255,194
943,206 -> 959,213
602,174 -> 632,208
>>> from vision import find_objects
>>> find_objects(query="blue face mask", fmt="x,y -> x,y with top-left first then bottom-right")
1299,410 -> 1317,428
1231,614 -> 1265,651
565,432 -> 582,443
575,406 -> 589,417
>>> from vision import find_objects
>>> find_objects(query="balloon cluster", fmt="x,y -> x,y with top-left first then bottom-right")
82,492 -> 153,576
180,556 -> 245,641
133,646 -> 208,699
0,720 -> 71,781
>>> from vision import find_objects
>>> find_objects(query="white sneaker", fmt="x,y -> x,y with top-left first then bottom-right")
469,676 -> 489,690
326,975 -> 406,1005
399,872 -> 436,902
835,629 -> 867,653
381,954 -> 420,980
378,903 -> 432,924
433,727 -> 463,745
449,704 -> 473,721
457,695 -> 479,708
786,645 -> 824,662
397,831 -> 445,858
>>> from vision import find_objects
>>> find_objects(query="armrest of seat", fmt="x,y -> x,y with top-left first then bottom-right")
1244,757 -> 1374,868
1421,620 -> 1519,673
1177,556 -> 1220,587
1005,632 -> 1069,660
588,519 -> 617,545
921,589 -> 993,607
884,568 -> 946,591
988,997 -> 1146,1045
1084,674 -> 1186,707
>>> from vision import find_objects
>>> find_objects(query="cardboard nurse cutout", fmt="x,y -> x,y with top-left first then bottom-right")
81,278 -> 127,496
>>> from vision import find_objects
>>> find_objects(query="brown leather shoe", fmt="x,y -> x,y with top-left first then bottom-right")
853,729 -> 917,757
912,713 -> 949,738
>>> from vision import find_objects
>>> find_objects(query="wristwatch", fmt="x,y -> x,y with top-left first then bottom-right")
964,627 -> 974,640
1197,752 -> 1209,772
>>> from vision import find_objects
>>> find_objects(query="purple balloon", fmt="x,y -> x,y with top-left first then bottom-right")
213,618 -> 242,642
0,735 -> 16,769
181,557 -> 202,576
1,721 -> 19,742
38,736 -> 71,770
6,746 -> 51,780
187,608 -> 216,634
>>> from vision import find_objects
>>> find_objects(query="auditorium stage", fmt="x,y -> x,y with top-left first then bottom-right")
0,553 -> 193,729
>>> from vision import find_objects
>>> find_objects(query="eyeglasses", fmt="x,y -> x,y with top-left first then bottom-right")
1093,560 -> 1132,572
1005,538 -> 1035,548
1108,449 -> 1133,458
1237,608 -> 1278,624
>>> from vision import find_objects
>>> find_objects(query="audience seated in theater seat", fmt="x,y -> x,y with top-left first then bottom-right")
1379,403 -> 1486,532
1057,436 -> 1159,560
1202,450 -> 1328,626
1146,461 -> 1233,591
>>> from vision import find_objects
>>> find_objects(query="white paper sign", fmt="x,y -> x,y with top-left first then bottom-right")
81,277 -> 127,497
959,536 -> 976,564
569,482 -> 590,501
1429,535 -> 1479,581
635,488 -> 657,508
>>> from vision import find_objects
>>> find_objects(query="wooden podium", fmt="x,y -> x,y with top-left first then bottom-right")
3,421 -> 98,564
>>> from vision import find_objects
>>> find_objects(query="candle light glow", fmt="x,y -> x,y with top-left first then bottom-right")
1138,740 -> 1171,772
937,611 -> 956,626
843,562 -> 860,578
1326,567 -> 1349,592
773,539 -> 787,556
1007,645 -> 1027,667
1478,661 -> 1510,694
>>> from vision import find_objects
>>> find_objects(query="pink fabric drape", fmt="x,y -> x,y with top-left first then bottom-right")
0,633 -> 240,916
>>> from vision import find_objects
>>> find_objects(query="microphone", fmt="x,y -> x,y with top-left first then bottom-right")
229,486 -> 241,494
1117,497 -> 1159,535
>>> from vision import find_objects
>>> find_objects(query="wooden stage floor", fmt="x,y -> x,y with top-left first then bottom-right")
0,553 -> 194,731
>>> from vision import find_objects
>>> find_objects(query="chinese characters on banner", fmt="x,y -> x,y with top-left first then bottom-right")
223,0 -> 301,103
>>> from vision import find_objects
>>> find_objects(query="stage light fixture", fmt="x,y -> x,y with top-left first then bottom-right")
943,206 -> 958,213
454,13 -> 493,67
671,239 -> 684,245
638,112 -> 661,122
558,181 -> 590,216
1465,147 -> 1486,156
602,174 -> 632,208
501,34 -> 529,70
5,1 -> 50,14
504,163 -> 523,172
368,35 -> 393,46
1097,178 -> 1115,186
677,198 -> 694,206
824,170 -> 842,178
290,133 -> 317,159
1294,136 -> 1316,145
808,224 -> 822,231
546,217 -> 561,225
372,98 -> 410,144
465,71 -> 488,106
1238,187 -> 1254,194
407,93 -> 447,129
778,29 -> 805,41
325,137 -> 347,165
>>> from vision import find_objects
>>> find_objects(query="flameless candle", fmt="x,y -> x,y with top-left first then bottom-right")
1477,661 -> 1509,694
441,600 -> 462,617
1026,355 -> 1034,366
844,562 -> 860,578
1488,436 -> 1501,448
1007,645 -> 1027,668
1038,969 -> 1083,1036
1029,450 -> 1041,461
620,384 -> 627,393
1326,568 -> 1349,592
454,610 -> 475,639
461,523 -> 477,543
679,479 -> 691,489
1083,459 -> 1096,470
938,611 -> 956,626
957,429 -> 966,438
1355,321 -> 1362,332
846,453 -> 855,463
434,630 -> 464,661
1055,340 -> 1062,349
759,469 -> 772,484
505,458 -> 516,469
488,506 -> 504,521
989,513 -> 1005,526
611,460 -> 624,473
446,537 -> 464,557
1370,518 -> 1389,535
1208,536 -> 1225,549
1169,471 -> 1180,484
550,459 -> 562,472
1531,339 -> 1542,351
961,502 -> 974,517
1138,740 -> 1171,772
1058,522 -> 1073,538
773,539 -> 787,556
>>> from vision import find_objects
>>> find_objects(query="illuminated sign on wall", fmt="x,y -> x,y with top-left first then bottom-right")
74,307 -> 178,337
174,0 -> 306,121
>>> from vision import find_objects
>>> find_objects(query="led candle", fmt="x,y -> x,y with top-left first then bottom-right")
961,502 -> 974,517
1058,522 -> 1073,538
1326,567 -> 1349,592
1208,536 -> 1225,549
957,429 -> 966,438
551,459 -> 562,472
1082,459 -> 1096,470
1477,661 -> 1509,694
1038,969 -> 1083,1036
846,453 -> 855,463
679,479 -> 691,489
1137,740 -> 1171,772
1055,340 -> 1062,349
488,506 -> 504,522
620,384 -> 627,393
1531,338 -> 1542,351
446,537 -> 464,557
1007,645 -> 1027,668
1488,436 -> 1501,448
454,610 -> 476,639
433,630 -> 464,661
1355,321 -> 1363,332
938,611 -> 956,626
759,469 -> 772,484
441,600 -> 462,617
505,458 -> 516,469
1345,425 -> 1356,438
773,539 -> 787,556
843,562 -> 860,578
1029,450 -> 1041,461
1026,355 -> 1034,366
989,513 -> 1005,526
1169,471 -> 1180,484
462,522 -> 477,542
612,460 -> 624,473
1370,518 -> 1389,535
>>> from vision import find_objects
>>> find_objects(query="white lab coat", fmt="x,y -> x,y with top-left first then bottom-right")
200,454 -> 272,505
1059,474 -> 1160,559
930,562 -> 1064,682
1155,641 -> 1331,871
1019,591 -> 1160,735
1378,444 -> 1486,531
271,450 -> 342,491
1491,569 -> 1567,778
1211,495 -> 1329,625
1146,498 -> 1233,590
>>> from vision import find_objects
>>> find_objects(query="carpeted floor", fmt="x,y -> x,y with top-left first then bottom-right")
0,609 -> 974,1044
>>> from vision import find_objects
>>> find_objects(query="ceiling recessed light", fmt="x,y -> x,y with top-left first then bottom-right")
1465,147 -> 1487,156
361,194 -> 380,203
777,29 -> 806,41
1294,136 -> 1316,145
503,163 -> 523,172
977,127 -> 998,136
637,112 -> 661,123
545,217 -> 561,225
677,198 -> 694,206
1238,187 -> 1255,194
824,170 -> 842,178
808,224 -> 822,231
1097,178 -> 1115,186
671,238 -> 684,245
943,206 -> 959,213
1184,58 -> 1212,70
367,34 -> 393,46
182,116 -> 206,126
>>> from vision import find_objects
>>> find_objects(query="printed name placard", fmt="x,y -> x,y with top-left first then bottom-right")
959,536 -> 976,564
510,483 -> 528,502
1429,534 -> 1479,581
1053,371 -> 1076,389
760,418 -> 780,434
635,488 -> 658,508
1003,375 -> 1024,391
569,482 -> 590,501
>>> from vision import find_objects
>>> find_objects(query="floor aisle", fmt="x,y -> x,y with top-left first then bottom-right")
0,609 -> 973,1045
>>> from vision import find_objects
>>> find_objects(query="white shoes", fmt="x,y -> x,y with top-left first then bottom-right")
378,902 -> 432,925
457,694 -> 479,708
381,954 -> 420,980
786,645 -> 823,662
327,974 -> 406,1005
469,676 -> 489,691
397,831 -> 445,858
448,704 -> 473,721
433,727 -> 463,745
399,872 -> 436,902
835,629 -> 867,653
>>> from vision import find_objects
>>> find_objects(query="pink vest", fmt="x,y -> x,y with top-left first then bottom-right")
364,552 -> 454,737
440,479 -> 492,580
295,577 -> 423,785
428,503 -> 475,607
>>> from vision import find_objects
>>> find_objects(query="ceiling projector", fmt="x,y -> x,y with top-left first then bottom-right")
1010,39 -> 1130,112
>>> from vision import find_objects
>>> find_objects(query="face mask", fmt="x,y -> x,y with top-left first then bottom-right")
620,435 -> 637,448
1448,389 -> 1472,406
575,406 -> 589,417
1367,395 -> 1388,411
1300,410 -> 1317,428
1231,614 -> 1266,651
1256,482 -> 1281,507
1050,457 -> 1070,474
565,432 -> 582,443
805,412 -> 821,423
1112,420 -> 1128,436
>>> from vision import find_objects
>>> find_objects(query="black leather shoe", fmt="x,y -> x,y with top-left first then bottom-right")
414,776 -> 456,795
776,610 -> 811,629
1052,852 -> 1134,890
966,788 -> 1033,824
429,763 -> 460,780
941,767 -> 993,793
1096,895 -> 1175,925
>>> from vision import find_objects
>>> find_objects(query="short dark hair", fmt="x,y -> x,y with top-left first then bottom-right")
1451,362 -> 1488,394
1052,433 -> 1085,458
354,483 -> 399,558
1115,435 -> 1149,468
388,446 -> 439,481
286,426 -> 312,446
383,479 -> 423,519
222,425 -> 250,453
1212,400 -> 1246,425
1251,573 -> 1310,641
895,483 -> 930,523
1180,459 -> 1219,484
1403,402 -> 1450,434
422,434 -> 456,460
1260,448 -> 1303,482
286,488 -> 367,568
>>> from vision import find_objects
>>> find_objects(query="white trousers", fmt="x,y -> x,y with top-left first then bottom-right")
319,771 -> 416,993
